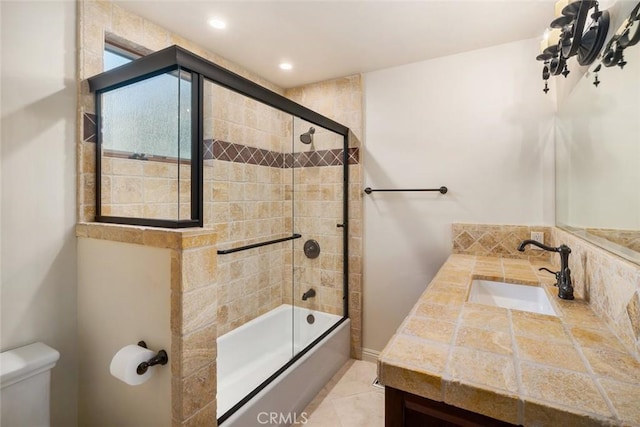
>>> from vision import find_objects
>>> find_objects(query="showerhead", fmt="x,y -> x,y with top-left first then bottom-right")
300,127 -> 315,144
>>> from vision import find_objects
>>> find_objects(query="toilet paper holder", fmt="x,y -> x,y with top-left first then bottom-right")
136,341 -> 168,375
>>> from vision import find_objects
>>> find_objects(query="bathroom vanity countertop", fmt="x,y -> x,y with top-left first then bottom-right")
378,254 -> 640,426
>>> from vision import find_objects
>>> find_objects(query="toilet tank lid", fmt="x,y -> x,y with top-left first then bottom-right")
1,342 -> 60,389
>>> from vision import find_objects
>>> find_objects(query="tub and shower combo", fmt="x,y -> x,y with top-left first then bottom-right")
213,108 -> 353,423
218,305 -> 349,425
89,45 -> 352,425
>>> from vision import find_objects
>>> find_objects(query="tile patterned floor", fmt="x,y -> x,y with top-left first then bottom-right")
293,359 -> 384,427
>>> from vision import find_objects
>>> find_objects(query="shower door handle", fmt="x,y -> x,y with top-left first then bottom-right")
336,224 -> 344,228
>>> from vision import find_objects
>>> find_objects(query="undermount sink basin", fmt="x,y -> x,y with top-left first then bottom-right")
468,280 -> 557,316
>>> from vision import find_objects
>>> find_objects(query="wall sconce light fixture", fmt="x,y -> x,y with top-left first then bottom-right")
601,2 -> 640,69
536,0 -> 610,93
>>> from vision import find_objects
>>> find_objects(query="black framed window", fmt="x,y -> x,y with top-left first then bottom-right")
88,45 -> 348,229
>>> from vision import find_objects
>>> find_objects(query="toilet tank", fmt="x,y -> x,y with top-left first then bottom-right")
1,342 -> 60,427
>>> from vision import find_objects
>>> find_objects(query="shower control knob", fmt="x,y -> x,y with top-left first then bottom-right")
303,239 -> 321,259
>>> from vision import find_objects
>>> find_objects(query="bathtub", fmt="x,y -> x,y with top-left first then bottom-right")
218,304 -> 350,426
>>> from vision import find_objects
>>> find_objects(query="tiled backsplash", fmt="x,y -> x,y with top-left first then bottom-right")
452,223 -> 553,261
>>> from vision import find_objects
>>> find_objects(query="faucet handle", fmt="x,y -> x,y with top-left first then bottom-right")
538,267 -> 560,282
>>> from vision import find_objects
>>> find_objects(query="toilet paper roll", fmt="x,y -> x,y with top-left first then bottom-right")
110,344 -> 156,386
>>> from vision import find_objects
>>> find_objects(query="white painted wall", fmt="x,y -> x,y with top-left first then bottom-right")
77,238 -> 172,427
0,2 -> 77,426
363,38 -> 556,352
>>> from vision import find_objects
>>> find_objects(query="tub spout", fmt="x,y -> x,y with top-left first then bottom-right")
302,288 -> 316,301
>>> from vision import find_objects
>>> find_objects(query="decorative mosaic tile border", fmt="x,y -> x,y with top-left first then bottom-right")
83,113 -> 97,143
205,139 -> 282,166
290,146 -> 360,168
84,113 -> 359,167
205,139 -> 358,168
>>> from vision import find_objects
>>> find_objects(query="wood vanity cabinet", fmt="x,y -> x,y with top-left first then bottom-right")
385,387 -> 518,427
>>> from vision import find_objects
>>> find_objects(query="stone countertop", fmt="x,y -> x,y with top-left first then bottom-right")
378,254 -> 640,426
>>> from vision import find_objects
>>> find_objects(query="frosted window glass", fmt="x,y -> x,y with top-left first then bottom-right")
101,70 -> 192,160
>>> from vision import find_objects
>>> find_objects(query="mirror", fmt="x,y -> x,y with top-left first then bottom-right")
556,2 -> 640,264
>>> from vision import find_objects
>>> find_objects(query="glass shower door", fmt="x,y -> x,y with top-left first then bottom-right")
206,78 -> 298,419
291,117 -> 346,358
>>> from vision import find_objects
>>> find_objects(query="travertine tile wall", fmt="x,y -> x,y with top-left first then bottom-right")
203,83 -> 288,151
206,79 -> 360,337
286,76 -> 365,359
209,145 -> 356,336
206,131 -> 356,334
101,158 -> 191,220
204,82 -> 291,336
551,227 -> 640,357
287,160 -> 346,317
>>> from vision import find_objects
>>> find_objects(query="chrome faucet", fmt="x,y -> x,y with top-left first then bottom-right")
517,240 -> 574,300
302,288 -> 316,301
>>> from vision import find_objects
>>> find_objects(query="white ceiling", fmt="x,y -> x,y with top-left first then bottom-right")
115,1 -> 555,88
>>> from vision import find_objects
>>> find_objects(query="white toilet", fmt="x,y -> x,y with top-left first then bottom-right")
0,342 -> 60,427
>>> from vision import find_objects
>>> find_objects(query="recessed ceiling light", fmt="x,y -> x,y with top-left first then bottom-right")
279,62 -> 293,71
208,18 -> 227,30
